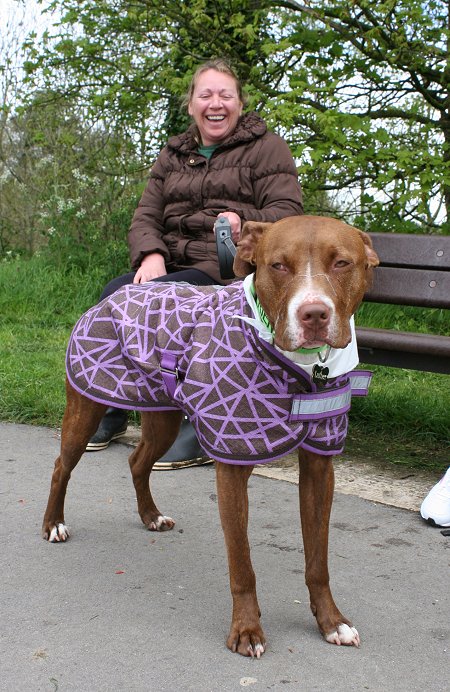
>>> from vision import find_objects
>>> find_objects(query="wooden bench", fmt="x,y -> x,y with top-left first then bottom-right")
356,233 -> 450,375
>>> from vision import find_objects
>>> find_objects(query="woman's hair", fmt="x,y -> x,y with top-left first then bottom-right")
182,58 -> 248,109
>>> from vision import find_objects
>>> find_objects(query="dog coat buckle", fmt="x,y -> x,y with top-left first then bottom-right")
160,353 -> 181,398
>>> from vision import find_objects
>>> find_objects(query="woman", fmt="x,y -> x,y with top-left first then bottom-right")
87,58 -> 304,468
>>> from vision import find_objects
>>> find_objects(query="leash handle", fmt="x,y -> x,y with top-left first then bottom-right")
215,216 -> 236,280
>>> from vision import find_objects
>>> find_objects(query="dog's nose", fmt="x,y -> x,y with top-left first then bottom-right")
298,303 -> 330,327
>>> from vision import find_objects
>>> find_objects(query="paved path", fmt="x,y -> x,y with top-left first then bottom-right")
1,422 -> 448,691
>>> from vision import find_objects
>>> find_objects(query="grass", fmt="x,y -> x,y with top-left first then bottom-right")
351,303 -> 449,472
0,255 -> 107,426
347,370 -> 449,473
0,255 -> 448,473
356,301 -> 449,335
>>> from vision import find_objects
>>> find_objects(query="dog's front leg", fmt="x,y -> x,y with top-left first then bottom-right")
216,462 -> 265,658
298,449 -> 360,647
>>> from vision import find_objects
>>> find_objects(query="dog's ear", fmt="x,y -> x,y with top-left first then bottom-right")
233,221 -> 272,277
359,231 -> 380,268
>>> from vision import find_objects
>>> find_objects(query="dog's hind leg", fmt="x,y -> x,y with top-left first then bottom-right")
216,462 -> 266,658
128,410 -> 183,531
42,380 -> 107,542
298,449 -> 360,647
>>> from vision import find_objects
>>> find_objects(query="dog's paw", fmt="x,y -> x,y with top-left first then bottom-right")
146,515 -> 175,532
227,627 -> 266,658
325,623 -> 360,647
44,523 -> 70,543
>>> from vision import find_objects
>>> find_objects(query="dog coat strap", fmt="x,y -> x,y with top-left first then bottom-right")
160,353 -> 179,398
290,370 -> 372,421
348,370 -> 372,395
290,384 -> 352,421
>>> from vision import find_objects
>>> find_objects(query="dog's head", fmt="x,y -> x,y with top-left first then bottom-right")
234,215 -> 379,352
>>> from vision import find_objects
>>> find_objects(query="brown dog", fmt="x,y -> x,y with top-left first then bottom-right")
42,215 -> 379,657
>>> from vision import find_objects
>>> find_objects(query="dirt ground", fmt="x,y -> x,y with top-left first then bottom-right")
122,428 -> 443,512
252,453 -> 439,512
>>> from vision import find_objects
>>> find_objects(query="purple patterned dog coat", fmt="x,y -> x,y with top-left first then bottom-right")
66,282 -> 371,464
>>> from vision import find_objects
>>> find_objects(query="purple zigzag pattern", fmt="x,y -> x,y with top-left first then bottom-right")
66,282 -> 350,464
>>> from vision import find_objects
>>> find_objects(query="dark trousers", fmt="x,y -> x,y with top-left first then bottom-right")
100,268 -> 216,301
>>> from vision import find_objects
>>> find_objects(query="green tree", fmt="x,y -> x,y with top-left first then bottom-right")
270,0 -> 450,231
19,0 -> 450,233
23,1 -> 272,149
1,91 -> 140,263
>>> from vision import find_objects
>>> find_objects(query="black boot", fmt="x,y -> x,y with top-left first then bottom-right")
85,407 -> 128,452
153,416 -> 212,470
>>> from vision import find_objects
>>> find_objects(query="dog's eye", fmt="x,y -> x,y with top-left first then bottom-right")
271,262 -> 288,272
334,259 -> 351,269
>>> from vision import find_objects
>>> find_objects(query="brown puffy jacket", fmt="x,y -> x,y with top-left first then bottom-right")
128,112 -> 303,284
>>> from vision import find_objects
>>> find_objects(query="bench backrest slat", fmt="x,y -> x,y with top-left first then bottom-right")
365,266 -> 450,309
364,233 -> 450,309
368,233 -> 450,270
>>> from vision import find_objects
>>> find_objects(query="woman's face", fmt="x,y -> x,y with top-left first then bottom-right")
188,68 -> 243,146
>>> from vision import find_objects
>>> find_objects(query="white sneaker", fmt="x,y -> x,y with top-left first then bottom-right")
420,467 -> 450,527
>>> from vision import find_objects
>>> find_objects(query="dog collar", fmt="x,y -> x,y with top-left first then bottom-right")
252,287 -> 329,357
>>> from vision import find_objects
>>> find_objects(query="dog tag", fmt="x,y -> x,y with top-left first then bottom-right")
312,365 -> 329,386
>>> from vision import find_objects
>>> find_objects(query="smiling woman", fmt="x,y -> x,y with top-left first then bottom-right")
126,58 -> 303,286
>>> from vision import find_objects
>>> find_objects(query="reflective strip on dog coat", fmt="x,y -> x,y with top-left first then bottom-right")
66,282 -> 371,464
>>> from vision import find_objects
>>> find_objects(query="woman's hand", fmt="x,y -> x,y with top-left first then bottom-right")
133,253 -> 167,283
216,211 -> 242,243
